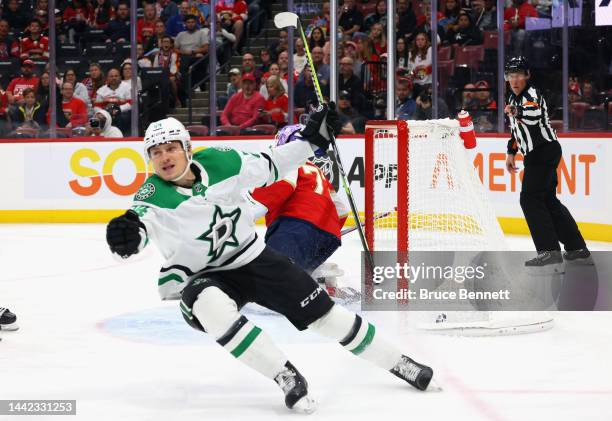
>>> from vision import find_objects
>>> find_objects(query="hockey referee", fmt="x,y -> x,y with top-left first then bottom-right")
504,56 -> 592,268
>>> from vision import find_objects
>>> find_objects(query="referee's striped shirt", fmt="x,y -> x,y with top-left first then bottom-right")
506,84 -> 557,156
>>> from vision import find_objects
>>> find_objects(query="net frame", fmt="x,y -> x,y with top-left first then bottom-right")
364,119 -> 554,335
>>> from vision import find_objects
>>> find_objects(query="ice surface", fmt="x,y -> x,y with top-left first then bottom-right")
1,224 -> 611,421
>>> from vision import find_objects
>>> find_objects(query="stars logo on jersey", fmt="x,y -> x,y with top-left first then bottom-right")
135,183 -> 156,200
197,206 -> 241,262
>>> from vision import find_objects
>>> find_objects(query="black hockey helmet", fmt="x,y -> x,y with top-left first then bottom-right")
504,56 -> 530,79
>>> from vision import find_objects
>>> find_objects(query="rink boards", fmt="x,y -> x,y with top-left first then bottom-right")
0,134 -> 610,241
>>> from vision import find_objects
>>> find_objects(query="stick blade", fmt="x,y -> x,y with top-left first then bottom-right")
274,12 -> 298,29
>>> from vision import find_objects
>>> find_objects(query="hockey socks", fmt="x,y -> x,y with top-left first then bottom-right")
308,304 -> 433,390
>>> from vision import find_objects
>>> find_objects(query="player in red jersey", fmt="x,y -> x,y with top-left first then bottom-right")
250,124 -> 347,278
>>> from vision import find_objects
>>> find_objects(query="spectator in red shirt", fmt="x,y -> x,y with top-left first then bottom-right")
260,75 -> 288,127
7,60 -> 40,105
504,0 -> 537,55
57,81 -> 88,128
0,19 -> 19,60
19,20 -> 50,61
369,23 -> 387,56
90,0 -> 115,29
221,72 -> 266,130
63,0 -> 92,36
137,2 -> 158,43
215,0 -> 248,50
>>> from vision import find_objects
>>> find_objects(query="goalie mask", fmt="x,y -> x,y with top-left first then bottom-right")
144,117 -> 193,181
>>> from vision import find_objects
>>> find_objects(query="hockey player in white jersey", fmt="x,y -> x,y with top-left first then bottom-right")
105,110 -> 434,413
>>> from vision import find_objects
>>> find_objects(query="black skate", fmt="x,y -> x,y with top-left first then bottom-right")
274,361 -> 316,414
0,307 -> 18,331
390,355 -> 434,391
563,248 -> 594,265
525,251 -> 564,275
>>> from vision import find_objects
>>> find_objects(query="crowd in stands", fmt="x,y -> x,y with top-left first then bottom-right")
0,0 -> 610,138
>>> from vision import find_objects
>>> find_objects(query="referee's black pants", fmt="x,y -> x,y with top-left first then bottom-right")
520,141 -> 586,252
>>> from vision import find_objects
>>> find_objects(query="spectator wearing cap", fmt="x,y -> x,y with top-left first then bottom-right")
260,75 -> 289,127
0,19 -> 19,60
444,12 -> 483,46
226,68 -> 243,97
19,19 -> 50,61
105,2 -> 131,43
221,73 -> 266,129
474,80 -> 496,109
396,78 -> 416,120
338,90 -> 366,133
7,60 -> 40,106
54,9 -> 71,45
339,0 -> 364,38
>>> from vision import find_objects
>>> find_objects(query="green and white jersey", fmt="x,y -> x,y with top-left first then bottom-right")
131,141 -> 314,300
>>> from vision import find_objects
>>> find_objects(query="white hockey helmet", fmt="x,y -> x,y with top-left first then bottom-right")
143,117 -> 192,161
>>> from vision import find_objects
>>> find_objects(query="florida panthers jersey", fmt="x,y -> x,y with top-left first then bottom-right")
251,162 -> 348,239
130,141 -> 314,300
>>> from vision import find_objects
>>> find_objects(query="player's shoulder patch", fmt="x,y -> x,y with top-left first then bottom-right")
133,175 -> 190,209
193,147 -> 243,186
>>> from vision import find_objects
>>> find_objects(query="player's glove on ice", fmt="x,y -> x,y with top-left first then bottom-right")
300,102 -> 342,155
106,210 -> 146,258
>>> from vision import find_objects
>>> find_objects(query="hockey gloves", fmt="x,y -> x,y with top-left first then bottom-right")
300,102 -> 342,155
106,210 -> 146,258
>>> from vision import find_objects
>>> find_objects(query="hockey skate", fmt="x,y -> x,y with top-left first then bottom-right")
390,355 -> 434,391
274,361 -> 316,414
0,307 -> 18,331
563,248 -> 594,266
525,251 -> 565,275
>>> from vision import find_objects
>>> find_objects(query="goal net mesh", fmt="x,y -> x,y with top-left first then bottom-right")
365,119 -> 553,335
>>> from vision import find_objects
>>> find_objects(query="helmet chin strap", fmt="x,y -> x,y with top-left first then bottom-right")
170,151 -> 193,183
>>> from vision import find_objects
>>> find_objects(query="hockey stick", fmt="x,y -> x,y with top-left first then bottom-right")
341,210 -> 394,237
274,12 -> 375,270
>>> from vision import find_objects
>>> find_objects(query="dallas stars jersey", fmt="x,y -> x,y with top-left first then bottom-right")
131,141 -> 314,300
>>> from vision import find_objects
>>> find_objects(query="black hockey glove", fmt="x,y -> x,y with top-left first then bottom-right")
300,102 -> 342,154
106,210 -> 146,258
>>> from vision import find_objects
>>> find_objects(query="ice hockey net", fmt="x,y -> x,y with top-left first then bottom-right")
364,119 -> 553,335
